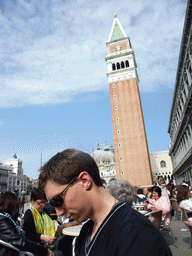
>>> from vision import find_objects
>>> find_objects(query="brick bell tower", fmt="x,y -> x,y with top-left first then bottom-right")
105,12 -> 153,186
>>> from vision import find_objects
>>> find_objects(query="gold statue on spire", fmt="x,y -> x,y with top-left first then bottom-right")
113,11 -> 117,17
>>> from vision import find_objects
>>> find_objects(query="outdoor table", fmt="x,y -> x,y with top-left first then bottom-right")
138,210 -> 148,215
133,204 -> 145,210
138,210 -> 151,217
62,224 -> 83,237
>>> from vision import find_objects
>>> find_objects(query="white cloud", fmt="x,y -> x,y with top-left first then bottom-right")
0,121 -> 5,127
0,0 -> 187,107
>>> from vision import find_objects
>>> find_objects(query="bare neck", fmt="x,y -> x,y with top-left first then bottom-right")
88,186 -> 117,228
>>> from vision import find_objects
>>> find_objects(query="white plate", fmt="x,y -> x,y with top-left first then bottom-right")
138,210 -> 148,214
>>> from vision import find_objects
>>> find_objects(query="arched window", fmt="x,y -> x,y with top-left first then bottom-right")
125,60 -> 129,67
117,62 -> 120,70
112,63 -> 116,71
160,160 -> 166,168
121,61 -> 125,68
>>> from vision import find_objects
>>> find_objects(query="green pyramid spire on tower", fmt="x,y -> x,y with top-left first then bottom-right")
108,12 -> 127,42
110,21 -> 125,41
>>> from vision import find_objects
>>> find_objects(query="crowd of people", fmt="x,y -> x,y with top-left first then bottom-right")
39,149 -> 172,256
0,191 -> 54,256
0,148 -> 191,256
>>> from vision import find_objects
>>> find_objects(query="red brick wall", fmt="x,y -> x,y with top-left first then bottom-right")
108,41 -> 130,54
109,78 -> 153,186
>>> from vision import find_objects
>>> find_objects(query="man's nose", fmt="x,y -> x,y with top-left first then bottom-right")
55,207 -> 65,216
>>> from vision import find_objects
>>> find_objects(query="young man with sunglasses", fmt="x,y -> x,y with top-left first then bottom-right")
39,149 -> 172,256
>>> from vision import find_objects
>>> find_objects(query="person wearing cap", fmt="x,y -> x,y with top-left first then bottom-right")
38,149 -> 172,256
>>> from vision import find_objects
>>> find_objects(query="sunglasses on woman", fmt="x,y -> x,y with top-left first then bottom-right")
49,175 -> 78,208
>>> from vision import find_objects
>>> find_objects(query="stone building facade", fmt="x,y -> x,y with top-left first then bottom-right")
4,154 -> 23,176
0,164 -> 11,192
105,12 -> 152,186
168,0 -> 192,186
150,151 -> 174,184
92,144 -> 116,185
0,155 -> 33,193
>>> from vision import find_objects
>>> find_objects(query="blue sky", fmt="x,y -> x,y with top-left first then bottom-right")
0,0 -> 187,179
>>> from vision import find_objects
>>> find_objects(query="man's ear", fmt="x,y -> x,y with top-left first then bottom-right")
78,172 -> 92,190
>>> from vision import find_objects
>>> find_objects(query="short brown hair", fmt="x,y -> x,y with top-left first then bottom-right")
31,188 -> 47,202
137,188 -> 143,194
39,149 -> 103,189
0,192 -> 20,221
177,185 -> 190,204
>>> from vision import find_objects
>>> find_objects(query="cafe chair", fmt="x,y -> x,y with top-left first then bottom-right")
160,212 -> 177,248
149,210 -> 177,248
149,210 -> 163,230
170,198 -> 183,222
184,221 -> 192,249
180,207 -> 192,248
0,239 -> 34,256
144,211 -> 151,217
180,206 -> 189,221
160,224 -> 177,248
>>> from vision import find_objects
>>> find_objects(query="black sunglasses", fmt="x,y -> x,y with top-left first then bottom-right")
49,176 -> 78,208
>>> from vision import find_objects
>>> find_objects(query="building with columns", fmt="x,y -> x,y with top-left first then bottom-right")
105,12 -> 153,187
4,154 -> 23,176
0,154 -> 33,193
0,164 -> 11,192
92,143 -> 116,185
150,151 -> 174,184
168,0 -> 192,186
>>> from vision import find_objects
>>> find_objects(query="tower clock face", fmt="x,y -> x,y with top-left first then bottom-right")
116,45 -> 121,51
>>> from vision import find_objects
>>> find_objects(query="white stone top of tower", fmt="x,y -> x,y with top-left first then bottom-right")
107,12 -> 127,43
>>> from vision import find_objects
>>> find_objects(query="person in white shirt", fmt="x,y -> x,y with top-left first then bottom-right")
177,185 -> 192,222
158,177 -> 170,199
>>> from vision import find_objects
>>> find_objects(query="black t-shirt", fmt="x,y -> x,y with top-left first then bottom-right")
75,202 -> 172,256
